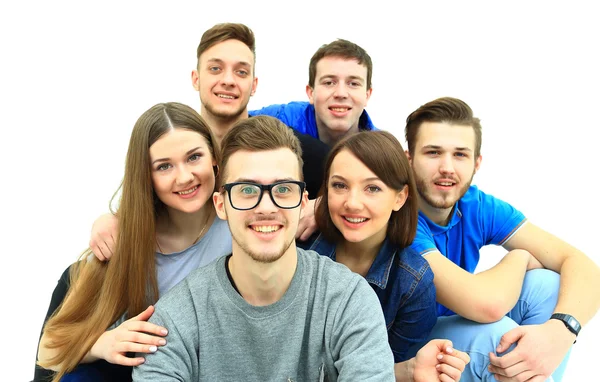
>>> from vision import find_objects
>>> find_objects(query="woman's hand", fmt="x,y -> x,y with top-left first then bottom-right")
87,305 -> 168,366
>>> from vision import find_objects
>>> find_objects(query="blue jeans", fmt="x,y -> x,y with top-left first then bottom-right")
407,269 -> 570,382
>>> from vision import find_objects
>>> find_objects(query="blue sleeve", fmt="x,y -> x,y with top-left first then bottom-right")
409,216 -> 438,256
478,191 -> 527,246
249,104 -> 287,122
388,265 -> 437,362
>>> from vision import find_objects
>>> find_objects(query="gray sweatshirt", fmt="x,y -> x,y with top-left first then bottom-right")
133,248 -> 395,381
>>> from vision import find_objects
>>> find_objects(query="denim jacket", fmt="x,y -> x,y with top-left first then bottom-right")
300,233 -> 437,362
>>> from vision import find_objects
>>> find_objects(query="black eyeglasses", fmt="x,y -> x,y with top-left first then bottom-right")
221,181 -> 306,211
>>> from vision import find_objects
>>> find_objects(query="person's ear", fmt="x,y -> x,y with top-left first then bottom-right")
191,70 -> 200,91
250,76 -> 258,96
392,185 -> 409,211
306,85 -> 315,104
213,191 -> 227,220
300,190 -> 309,210
475,155 -> 482,172
364,87 -> 373,104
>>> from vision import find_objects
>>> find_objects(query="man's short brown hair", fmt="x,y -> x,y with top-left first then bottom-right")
405,97 -> 482,158
196,23 -> 256,71
219,116 -> 304,186
308,39 -> 373,89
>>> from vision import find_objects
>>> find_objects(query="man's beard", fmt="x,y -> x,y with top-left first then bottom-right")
231,230 -> 295,264
202,98 -> 248,121
228,214 -> 295,264
231,235 -> 294,264
414,171 -> 475,209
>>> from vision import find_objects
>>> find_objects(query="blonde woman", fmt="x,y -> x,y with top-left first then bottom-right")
36,102 -> 231,381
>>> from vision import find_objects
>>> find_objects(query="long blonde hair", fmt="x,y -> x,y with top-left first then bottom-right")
39,102 -> 218,380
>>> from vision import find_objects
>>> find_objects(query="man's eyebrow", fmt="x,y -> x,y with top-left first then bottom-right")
319,74 -> 365,81
206,58 -> 252,67
205,58 -> 224,64
346,75 -> 365,81
231,177 -> 297,183
421,144 -> 472,152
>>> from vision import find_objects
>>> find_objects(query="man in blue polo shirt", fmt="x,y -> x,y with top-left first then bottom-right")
250,39 -> 377,240
404,97 -> 600,381
250,39 -> 377,146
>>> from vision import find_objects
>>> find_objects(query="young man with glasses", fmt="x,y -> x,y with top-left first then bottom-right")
132,116 -> 396,381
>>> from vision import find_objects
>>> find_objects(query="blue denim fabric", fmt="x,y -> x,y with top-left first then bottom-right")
300,233 -> 437,362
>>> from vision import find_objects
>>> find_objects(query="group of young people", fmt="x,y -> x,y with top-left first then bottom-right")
33,22 -> 600,382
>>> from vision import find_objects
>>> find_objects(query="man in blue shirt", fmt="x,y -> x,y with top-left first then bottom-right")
250,39 -> 377,146
405,97 -> 600,381
250,39 -> 377,240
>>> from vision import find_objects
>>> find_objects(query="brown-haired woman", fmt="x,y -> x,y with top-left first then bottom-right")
36,102 -> 231,381
300,131 -> 470,381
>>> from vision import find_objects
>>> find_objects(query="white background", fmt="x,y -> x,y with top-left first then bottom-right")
1,1 -> 598,380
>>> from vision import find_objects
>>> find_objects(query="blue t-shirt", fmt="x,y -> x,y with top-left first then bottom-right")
410,185 -> 527,317
300,233 -> 437,362
249,101 -> 377,139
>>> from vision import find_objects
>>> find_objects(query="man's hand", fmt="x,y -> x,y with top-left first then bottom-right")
89,213 -> 119,261
488,320 -> 574,381
87,306 -> 168,366
413,339 -> 470,382
296,198 -> 318,241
